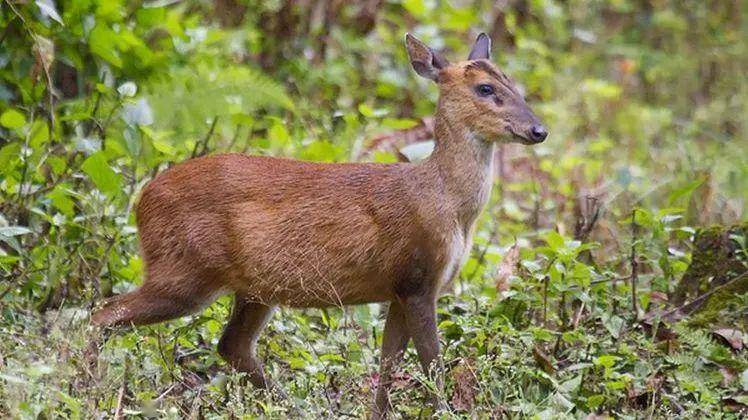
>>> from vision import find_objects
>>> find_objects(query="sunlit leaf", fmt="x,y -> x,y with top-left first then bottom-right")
0,109 -> 26,129
81,152 -> 122,198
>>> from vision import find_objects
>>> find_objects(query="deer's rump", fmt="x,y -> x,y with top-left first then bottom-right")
133,153 -> 445,308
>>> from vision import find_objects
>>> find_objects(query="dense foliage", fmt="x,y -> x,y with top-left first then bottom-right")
1,0 -> 746,418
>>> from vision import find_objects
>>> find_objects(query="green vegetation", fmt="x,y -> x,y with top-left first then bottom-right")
1,0 -> 746,418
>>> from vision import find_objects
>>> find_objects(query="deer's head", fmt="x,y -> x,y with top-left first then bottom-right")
406,33 -> 548,145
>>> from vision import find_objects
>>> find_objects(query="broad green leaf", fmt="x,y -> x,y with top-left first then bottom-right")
0,226 -> 32,236
0,143 -> 21,170
89,25 -> 123,67
594,354 -> 620,369
29,120 -> 50,147
586,394 -> 605,409
545,231 -> 565,251
268,122 -> 290,147
402,0 -> 427,17
81,152 -> 121,198
0,109 -> 26,129
668,178 -> 704,205
48,185 -> 75,216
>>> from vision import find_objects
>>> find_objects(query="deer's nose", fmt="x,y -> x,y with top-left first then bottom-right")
529,125 -> 548,142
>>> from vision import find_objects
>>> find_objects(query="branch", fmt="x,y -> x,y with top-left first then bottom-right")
191,117 -> 219,158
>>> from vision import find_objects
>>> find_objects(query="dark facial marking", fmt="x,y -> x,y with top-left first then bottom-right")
465,60 -> 522,97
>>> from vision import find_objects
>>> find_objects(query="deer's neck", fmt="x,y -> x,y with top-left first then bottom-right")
425,107 -> 495,227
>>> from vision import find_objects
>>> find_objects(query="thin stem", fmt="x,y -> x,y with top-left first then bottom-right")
630,208 -> 639,321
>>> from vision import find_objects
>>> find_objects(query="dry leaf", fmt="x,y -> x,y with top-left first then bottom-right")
649,291 -> 668,303
712,329 -> 745,351
722,396 -> 748,414
450,359 -> 477,411
390,371 -> 413,389
532,345 -> 555,374
33,35 -> 55,76
495,243 -> 520,292
721,367 -> 738,387
639,319 -> 677,342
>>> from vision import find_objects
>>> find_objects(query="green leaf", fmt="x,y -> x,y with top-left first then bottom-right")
0,226 -> 32,237
29,120 -> 50,147
48,185 -> 75,216
602,313 -> 624,339
89,25 -> 123,68
586,394 -> 605,410
545,231 -> 565,251
268,122 -> 290,147
382,118 -> 419,130
81,152 -> 121,198
402,0 -> 427,17
668,178 -> 704,205
594,354 -> 620,369
0,143 -> 21,170
0,109 -> 26,129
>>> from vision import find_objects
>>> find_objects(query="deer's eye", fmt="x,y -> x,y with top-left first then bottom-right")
476,84 -> 495,97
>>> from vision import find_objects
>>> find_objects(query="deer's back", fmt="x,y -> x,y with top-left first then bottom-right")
136,153 -> 456,307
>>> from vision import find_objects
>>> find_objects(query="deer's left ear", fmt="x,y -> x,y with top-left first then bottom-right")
468,32 -> 491,61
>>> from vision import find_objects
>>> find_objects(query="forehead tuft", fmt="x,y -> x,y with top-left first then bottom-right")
440,59 -> 521,95
463,60 -> 504,80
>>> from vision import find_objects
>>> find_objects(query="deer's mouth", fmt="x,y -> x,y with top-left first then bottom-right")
507,127 -> 542,145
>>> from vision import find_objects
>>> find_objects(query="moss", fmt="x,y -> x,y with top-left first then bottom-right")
688,286 -> 748,328
672,223 -> 748,327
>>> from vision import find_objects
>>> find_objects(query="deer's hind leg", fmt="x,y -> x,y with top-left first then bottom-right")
218,294 -> 277,390
91,269 -> 222,327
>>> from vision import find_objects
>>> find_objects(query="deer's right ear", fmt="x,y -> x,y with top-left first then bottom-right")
405,34 -> 448,81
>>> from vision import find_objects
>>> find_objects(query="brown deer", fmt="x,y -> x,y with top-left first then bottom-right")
91,32 -> 547,417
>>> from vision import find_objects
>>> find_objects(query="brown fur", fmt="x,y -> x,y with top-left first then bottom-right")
91,33 -> 546,417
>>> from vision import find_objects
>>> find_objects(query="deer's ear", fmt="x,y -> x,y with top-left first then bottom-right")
405,33 -> 449,81
468,32 -> 491,61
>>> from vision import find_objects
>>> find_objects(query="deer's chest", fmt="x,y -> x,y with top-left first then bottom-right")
436,225 -> 472,292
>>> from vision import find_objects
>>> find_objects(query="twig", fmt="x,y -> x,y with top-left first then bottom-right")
571,300 -> 586,329
114,358 -> 128,420
14,109 -> 33,221
542,275 -> 549,325
630,208 -> 639,321
227,123 -> 243,150
188,388 -> 202,419
192,117 -> 219,158
4,1 -> 56,135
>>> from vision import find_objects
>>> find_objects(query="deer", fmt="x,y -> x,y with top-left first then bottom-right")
91,32 -> 548,417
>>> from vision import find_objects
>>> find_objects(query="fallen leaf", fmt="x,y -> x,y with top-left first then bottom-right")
712,329 -> 745,351
495,243 -> 520,292
639,319 -> 677,342
721,367 -> 737,387
450,359 -> 477,411
391,371 -> 413,389
532,345 -> 555,374
722,395 -> 748,414
649,291 -> 669,303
